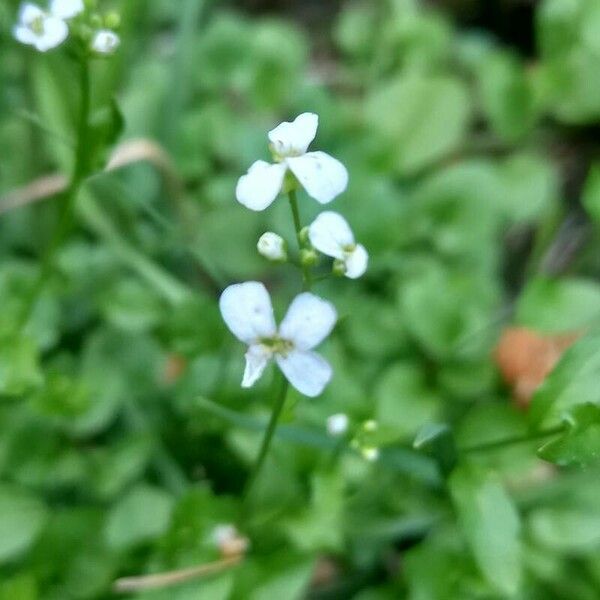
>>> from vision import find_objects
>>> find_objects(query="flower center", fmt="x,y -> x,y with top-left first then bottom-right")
260,336 -> 295,357
30,15 -> 45,35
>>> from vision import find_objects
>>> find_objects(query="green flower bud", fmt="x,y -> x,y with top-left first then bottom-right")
300,248 -> 318,267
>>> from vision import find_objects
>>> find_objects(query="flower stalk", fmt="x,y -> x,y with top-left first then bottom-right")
288,189 -> 312,290
17,54 -> 91,331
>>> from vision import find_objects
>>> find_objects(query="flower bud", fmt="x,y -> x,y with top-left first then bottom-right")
91,29 -> 120,54
327,413 -> 349,437
362,419 -> 378,432
361,446 -> 380,462
332,259 -> 346,277
257,232 -> 287,262
104,11 -> 121,29
300,248 -> 318,267
299,226 -> 310,245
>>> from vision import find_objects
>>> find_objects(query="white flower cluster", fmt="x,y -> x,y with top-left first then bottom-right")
221,113 -> 368,396
13,1 -> 120,54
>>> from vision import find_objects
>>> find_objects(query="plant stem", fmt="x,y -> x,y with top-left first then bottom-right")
17,56 -> 91,331
240,374 -> 289,514
460,424 -> 566,454
287,189 -> 312,290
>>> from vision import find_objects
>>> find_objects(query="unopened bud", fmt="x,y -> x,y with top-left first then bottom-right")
300,248 -> 318,266
104,11 -> 121,29
362,419 -> 378,432
299,226 -> 310,245
332,259 -> 346,277
257,232 -> 287,262
327,413 -> 349,437
361,446 -> 380,462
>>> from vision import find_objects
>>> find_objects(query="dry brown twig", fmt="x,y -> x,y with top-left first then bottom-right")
0,138 -> 183,215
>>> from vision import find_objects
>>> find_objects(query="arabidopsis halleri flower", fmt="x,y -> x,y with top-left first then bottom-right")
50,0 -> 83,19
257,232 -> 287,262
308,211 -> 368,279
327,413 -> 349,436
236,113 -> 348,211
13,3 -> 68,52
91,29 -> 120,54
219,282 -> 337,397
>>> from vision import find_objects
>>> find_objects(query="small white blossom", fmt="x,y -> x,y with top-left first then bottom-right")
211,524 -> 249,557
257,232 -> 287,262
327,413 -> 349,436
50,0 -> 83,19
219,281 -> 337,397
13,3 -> 68,52
362,447 -> 380,461
91,29 -> 120,54
308,211 -> 368,279
236,113 -> 348,211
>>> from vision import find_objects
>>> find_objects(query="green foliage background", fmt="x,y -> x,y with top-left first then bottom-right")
1,0 -> 600,597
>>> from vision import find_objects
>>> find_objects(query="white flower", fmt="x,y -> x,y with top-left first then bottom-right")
257,232 -> 287,262
308,211 -> 368,279
50,0 -> 83,19
219,282 -> 337,397
13,3 -> 68,52
91,29 -> 120,54
327,413 -> 349,436
236,113 -> 349,211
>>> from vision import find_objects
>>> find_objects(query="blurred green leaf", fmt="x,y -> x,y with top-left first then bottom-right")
516,276 -> 600,333
366,74 -> 471,175
105,485 -> 174,550
449,464 -> 522,595
0,485 -> 48,564
0,336 -> 43,397
530,329 -> 600,426
582,163 -> 600,225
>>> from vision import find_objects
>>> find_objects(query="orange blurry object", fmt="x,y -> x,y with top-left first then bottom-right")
495,327 -> 579,408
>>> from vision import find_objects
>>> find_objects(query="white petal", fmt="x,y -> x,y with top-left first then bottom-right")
19,3 -> 44,24
344,244 -> 369,279
36,16 -> 68,51
50,0 -> 83,18
327,413 -> 349,436
242,344 -> 272,388
308,211 -> 354,259
219,282 -> 277,344
268,112 -> 318,157
286,151 -> 348,204
91,29 -> 120,54
276,350 -> 332,397
235,160 -> 287,211
13,25 -> 37,45
279,292 -> 336,350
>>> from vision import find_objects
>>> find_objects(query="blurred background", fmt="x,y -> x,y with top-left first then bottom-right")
1,0 -> 600,598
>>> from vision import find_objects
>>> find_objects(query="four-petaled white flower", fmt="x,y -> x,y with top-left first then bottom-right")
91,29 -> 120,54
257,232 -> 287,262
50,0 -> 83,19
219,281 -> 336,397
236,113 -> 348,211
13,2 -> 68,52
308,211 -> 368,279
327,413 -> 349,436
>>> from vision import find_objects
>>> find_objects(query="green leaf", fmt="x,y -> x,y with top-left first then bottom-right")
104,485 -> 174,550
516,276 -> 600,333
530,507 -> 600,553
366,74 -> 471,175
449,465 -> 521,595
0,336 -> 43,397
0,574 -> 38,600
582,163 -> 600,225
530,329 -> 600,427
477,50 -> 539,141
0,485 -> 48,564
250,560 -> 315,600
538,404 -> 600,467
375,363 -> 439,439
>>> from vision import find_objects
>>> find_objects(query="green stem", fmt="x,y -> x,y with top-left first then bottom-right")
460,424 -> 566,454
17,57 -> 91,331
287,189 -> 312,291
240,374 -> 289,513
